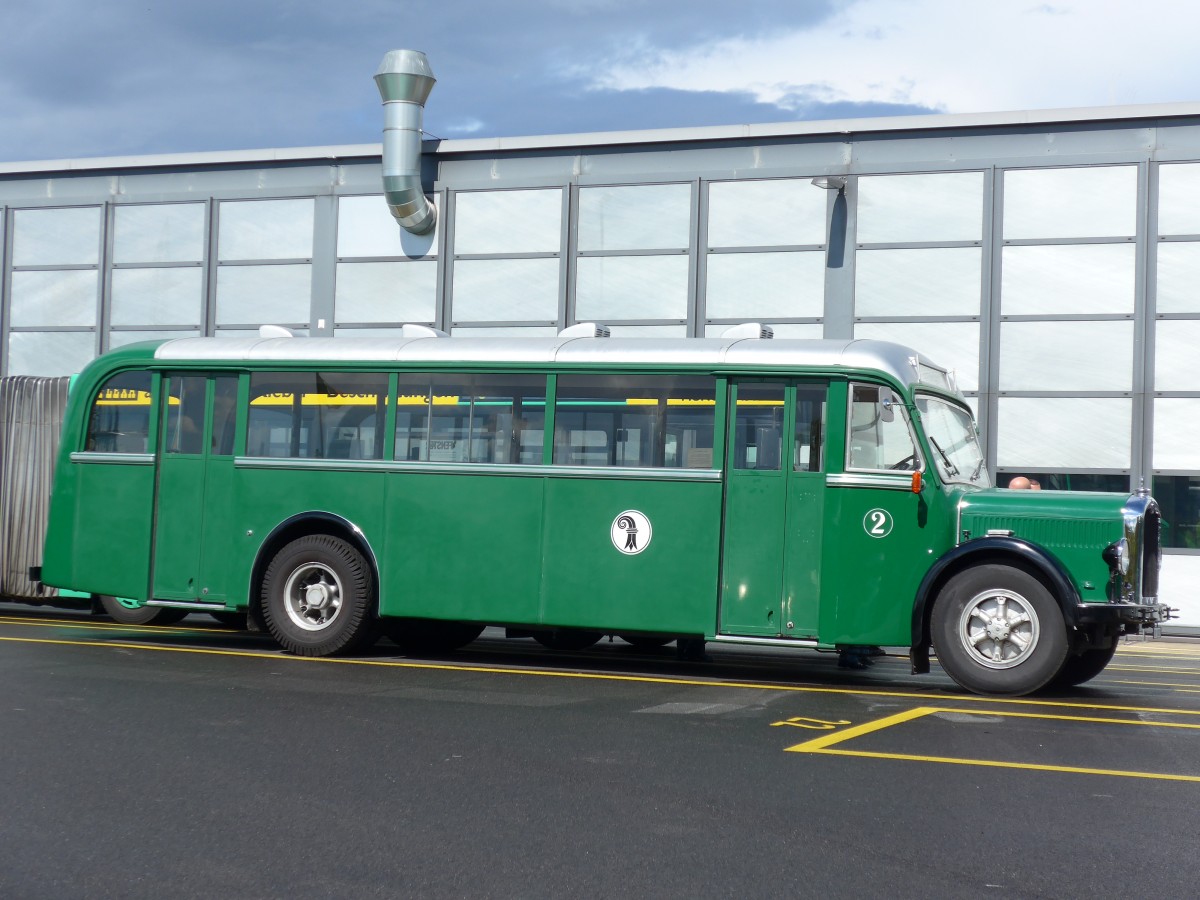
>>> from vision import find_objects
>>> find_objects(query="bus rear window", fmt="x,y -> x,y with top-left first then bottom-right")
85,371 -> 153,453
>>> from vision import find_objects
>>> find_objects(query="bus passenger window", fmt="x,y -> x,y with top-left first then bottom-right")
848,384 -> 918,472
733,383 -> 784,471
794,385 -> 827,472
554,374 -> 716,468
210,376 -> 239,456
163,375 -> 206,455
85,371 -> 153,453
395,374 -> 546,465
247,372 -> 387,460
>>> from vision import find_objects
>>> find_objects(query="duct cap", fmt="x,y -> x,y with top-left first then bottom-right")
721,322 -> 775,340
559,323 -> 611,339
374,50 -> 436,105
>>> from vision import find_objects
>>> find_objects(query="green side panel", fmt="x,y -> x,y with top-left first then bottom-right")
721,471 -> 786,636
380,472 -> 544,623
197,460 -> 238,603
539,477 -> 722,635
822,485 -> 955,646
46,460 -> 155,600
152,455 -> 206,599
233,468 -> 388,609
782,474 -> 824,637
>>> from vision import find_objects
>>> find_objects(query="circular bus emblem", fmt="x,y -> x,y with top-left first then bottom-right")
863,508 -> 893,538
611,510 -> 652,555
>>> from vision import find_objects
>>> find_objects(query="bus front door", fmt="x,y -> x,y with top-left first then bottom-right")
151,374 -> 238,602
719,381 -> 826,638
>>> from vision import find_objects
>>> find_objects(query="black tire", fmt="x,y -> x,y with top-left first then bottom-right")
619,634 -> 673,650
99,595 -> 188,626
931,564 -> 1068,696
1049,641 -> 1119,689
261,535 -> 379,657
209,611 -> 249,629
384,619 -> 484,654
532,628 -> 603,651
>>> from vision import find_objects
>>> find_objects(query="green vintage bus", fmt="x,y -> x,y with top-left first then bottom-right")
37,326 -> 1168,695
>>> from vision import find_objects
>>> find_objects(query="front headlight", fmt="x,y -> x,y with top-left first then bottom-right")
1103,538 -> 1130,576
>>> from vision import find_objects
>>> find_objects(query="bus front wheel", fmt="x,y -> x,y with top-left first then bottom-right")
931,564 -> 1068,696
1049,640 -> 1119,689
261,535 -> 378,657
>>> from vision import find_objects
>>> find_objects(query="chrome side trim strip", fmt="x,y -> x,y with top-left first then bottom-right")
70,451 -> 154,465
144,600 -> 227,611
711,634 -> 822,649
826,472 -> 915,490
233,457 -> 721,481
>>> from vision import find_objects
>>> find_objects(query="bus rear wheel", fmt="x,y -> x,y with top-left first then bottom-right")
99,596 -> 187,626
931,564 -> 1068,696
261,535 -> 378,657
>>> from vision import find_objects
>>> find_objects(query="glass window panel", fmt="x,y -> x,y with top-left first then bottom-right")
578,184 -> 691,251
733,383 -> 785,471
1155,320 -> 1200,392
857,172 -> 984,243
10,270 -> 98,326
163,375 -> 207,455
605,325 -> 688,338
1152,476 -> 1200,550
85,370 -> 152,453
448,326 -> 560,337
854,322 -> 979,392
1001,244 -> 1135,315
575,255 -> 688,320
217,199 -> 314,260
247,372 -> 388,460
108,330 -> 200,349
395,373 -> 547,464
999,320 -> 1133,391
7,332 -> 96,377
215,264 -> 311,325
553,374 -> 715,468
855,247 -> 981,317
705,251 -> 823,319
111,268 -> 203,326
453,189 -> 562,255
211,376 -> 239,456
1155,241 -> 1200,313
451,258 -> 559,322
1159,555 -> 1200,626
1004,166 -> 1137,239
1157,164 -> 1200,236
335,261 -> 436,324
997,472 -> 1128,492
705,323 -> 823,338
337,194 -> 437,259
706,179 -> 826,247
847,383 -> 919,471
1152,398 -> 1200,471
113,203 -> 205,264
996,397 -> 1131,468
12,207 -> 101,266
794,385 -> 827,472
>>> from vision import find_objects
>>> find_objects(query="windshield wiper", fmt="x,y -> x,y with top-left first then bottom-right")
928,436 -> 959,476
969,458 -> 984,482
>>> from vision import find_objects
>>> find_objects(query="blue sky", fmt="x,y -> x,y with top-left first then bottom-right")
0,0 -> 1194,163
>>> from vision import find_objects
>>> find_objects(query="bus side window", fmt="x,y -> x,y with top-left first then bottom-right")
847,383 -> 918,472
85,371 -> 153,453
794,385 -> 827,472
211,376 -> 239,456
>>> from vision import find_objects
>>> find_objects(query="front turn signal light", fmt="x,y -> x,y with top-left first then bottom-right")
911,471 -> 923,493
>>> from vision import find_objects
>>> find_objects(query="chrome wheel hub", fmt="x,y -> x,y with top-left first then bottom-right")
283,562 -> 343,632
958,589 -> 1040,670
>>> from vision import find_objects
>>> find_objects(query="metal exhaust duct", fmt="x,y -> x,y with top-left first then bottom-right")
374,49 -> 437,235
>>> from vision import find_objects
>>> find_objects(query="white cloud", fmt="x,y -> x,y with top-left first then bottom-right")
588,0 -> 1200,114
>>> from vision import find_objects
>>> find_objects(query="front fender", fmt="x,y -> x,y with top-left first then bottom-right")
909,537 -> 1083,671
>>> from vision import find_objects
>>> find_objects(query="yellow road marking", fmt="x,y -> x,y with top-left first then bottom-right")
0,614 -> 229,634
6,632 -> 1200,718
786,707 -> 1200,782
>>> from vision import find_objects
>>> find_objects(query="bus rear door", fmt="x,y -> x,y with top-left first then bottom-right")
719,381 -> 826,638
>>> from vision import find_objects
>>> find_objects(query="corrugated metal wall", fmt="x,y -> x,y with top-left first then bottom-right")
0,376 -> 70,600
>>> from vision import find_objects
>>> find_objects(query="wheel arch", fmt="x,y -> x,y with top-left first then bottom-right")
248,512 -> 381,630
910,537 -> 1081,672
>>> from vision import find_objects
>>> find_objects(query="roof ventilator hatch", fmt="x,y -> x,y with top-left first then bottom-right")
558,323 -> 611,338
258,325 -> 294,338
400,324 -> 448,338
721,322 -> 774,340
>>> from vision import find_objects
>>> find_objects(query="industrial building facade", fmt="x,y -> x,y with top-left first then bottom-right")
1,104 -> 1198,625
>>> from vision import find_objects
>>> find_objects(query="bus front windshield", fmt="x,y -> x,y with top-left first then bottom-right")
916,394 -> 990,487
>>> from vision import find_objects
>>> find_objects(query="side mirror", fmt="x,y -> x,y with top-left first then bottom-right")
880,389 -> 896,423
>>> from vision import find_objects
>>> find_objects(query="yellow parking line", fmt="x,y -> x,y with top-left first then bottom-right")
786,707 -> 1200,782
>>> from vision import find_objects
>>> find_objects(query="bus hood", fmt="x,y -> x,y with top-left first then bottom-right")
957,489 -> 1130,548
